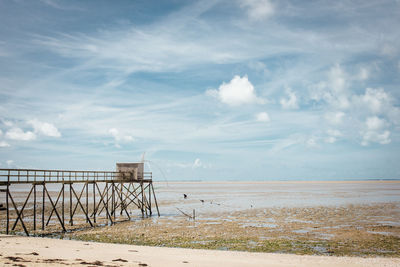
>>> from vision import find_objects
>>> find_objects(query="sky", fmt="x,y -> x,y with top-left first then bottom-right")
0,0 -> 399,181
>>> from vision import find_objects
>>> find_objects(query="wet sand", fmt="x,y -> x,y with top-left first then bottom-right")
1,234 -> 399,267
70,202 -> 400,257
1,181 -> 400,260
67,181 -> 400,257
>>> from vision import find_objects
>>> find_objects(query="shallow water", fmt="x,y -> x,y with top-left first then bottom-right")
154,181 -> 400,216
2,181 -> 400,218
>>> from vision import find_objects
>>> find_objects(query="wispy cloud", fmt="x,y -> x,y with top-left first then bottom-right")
0,141 -> 10,148
109,128 -> 134,148
255,112 -> 270,122
280,88 -> 298,110
0,0 -> 399,179
239,0 -> 274,21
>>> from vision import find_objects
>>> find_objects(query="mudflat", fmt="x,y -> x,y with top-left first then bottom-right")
1,234 -> 399,267
1,181 -> 400,261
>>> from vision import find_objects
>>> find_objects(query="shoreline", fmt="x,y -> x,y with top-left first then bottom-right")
1,181 -> 399,261
68,203 -> 400,258
1,234 -> 400,267
155,180 -> 400,184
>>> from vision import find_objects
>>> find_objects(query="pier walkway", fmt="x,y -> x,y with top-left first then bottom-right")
0,168 -> 159,236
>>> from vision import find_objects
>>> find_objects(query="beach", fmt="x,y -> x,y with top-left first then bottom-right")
1,181 -> 400,265
1,234 -> 399,267
64,181 -> 400,256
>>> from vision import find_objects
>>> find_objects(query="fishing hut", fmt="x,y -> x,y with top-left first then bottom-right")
0,163 -> 159,236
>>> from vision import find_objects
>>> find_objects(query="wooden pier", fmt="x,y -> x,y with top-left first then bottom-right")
0,168 -> 159,236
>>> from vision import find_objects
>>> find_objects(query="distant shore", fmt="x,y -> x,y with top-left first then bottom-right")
1,234 -> 400,267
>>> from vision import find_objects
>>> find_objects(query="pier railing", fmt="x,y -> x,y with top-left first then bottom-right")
0,168 -> 159,236
0,168 -> 152,184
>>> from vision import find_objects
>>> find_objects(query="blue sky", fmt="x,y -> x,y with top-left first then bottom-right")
0,0 -> 399,180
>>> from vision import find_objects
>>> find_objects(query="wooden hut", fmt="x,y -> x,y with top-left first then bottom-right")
116,162 -> 144,181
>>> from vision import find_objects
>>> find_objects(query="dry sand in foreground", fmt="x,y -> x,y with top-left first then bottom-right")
0,234 -> 399,267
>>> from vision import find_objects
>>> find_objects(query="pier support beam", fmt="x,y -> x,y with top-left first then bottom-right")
0,168 -> 159,236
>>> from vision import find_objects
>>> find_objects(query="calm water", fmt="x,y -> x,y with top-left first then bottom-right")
2,181 -> 400,217
153,181 -> 400,216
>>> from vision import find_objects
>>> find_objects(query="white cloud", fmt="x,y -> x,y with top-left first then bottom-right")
358,88 -> 391,115
330,64 -> 347,93
325,112 -> 345,125
311,65 -> 399,147
310,65 -> 350,110
169,158 -> 209,169
240,0 -> 274,21
5,128 -> 36,141
192,158 -> 203,169
192,158 -> 211,169
309,81 -> 326,102
109,128 -> 134,147
325,136 -> 337,144
256,112 -> 270,122
207,75 -> 263,106
0,141 -> 10,147
280,88 -> 298,109
362,116 -> 391,146
328,65 -> 350,109
325,129 -> 342,143
362,130 -> 391,146
366,116 -> 385,130
28,119 -> 61,137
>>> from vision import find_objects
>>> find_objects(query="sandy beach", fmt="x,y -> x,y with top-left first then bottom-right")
1,181 -> 400,258
1,234 -> 399,267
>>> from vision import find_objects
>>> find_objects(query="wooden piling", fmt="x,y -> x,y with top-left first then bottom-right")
141,182 -> 144,217
120,182 -> 123,215
33,184 -> 36,231
148,182 -> 152,215
93,182 -> 96,223
150,183 -> 160,216
6,182 -> 9,234
42,183 -> 45,231
62,183 -> 65,228
69,183 -> 73,226
0,168 -> 160,236
106,182 -> 109,221
86,182 -> 88,223
111,182 -> 114,218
